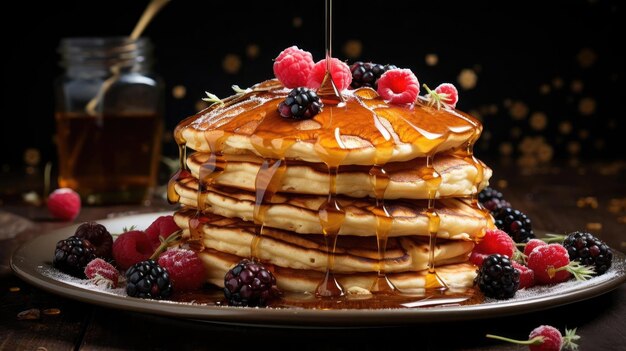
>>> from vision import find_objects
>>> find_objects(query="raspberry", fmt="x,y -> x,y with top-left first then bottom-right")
158,249 -> 206,291
434,83 -> 459,108
376,68 -> 420,104
563,231 -> 613,275
125,260 -> 172,299
74,222 -> 113,259
527,244 -> 595,285
145,215 -> 181,251
84,258 -> 120,288
278,87 -> 323,120
273,46 -> 315,89
469,229 -> 515,266
513,262 -> 535,289
424,83 -> 460,109
224,259 -> 280,307
524,238 -> 548,257
474,254 -> 519,299
307,58 -> 352,92
112,230 -> 154,270
47,188 -> 81,221
487,325 -> 580,351
53,236 -> 96,278
349,61 -> 397,89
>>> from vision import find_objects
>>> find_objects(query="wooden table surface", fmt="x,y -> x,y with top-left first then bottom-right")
1,161 -> 625,350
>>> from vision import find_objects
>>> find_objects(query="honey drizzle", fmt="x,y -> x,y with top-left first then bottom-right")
189,130 -> 228,251
450,118 -> 491,237
420,154 -> 447,291
249,135 -> 292,260
368,106 -> 396,293
369,164 -> 395,293
317,0 -> 343,105
166,143 -> 189,204
316,164 -> 345,297
314,0 -> 347,297
315,107 -> 348,298
250,158 -> 286,259
190,87 -> 480,166
167,116 -> 195,205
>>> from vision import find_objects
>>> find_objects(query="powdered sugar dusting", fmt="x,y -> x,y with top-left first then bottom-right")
38,264 -> 204,306
39,264 -> 127,297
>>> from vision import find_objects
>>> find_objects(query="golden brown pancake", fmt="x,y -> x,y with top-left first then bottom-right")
199,248 -> 477,292
186,152 -> 491,199
174,208 -> 473,273
173,178 -> 493,239
176,80 -> 483,165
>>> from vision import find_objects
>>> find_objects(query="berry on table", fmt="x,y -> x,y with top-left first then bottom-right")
469,229 -> 515,266
84,258 -> 120,288
145,215 -> 181,251
47,188 -> 81,221
125,259 -> 172,299
158,249 -> 206,291
487,325 -> 580,351
474,254 -> 520,299
74,222 -> 113,259
349,61 -> 397,89
492,207 -> 535,243
278,87 -> 323,120
307,58 -> 353,92
527,244 -> 595,285
223,259 -> 280,307
273,46 -> 315,88
112,230 -> 154,270
562,231 -> 612,275
53,236 -> 96,278
376,68 -> 420,104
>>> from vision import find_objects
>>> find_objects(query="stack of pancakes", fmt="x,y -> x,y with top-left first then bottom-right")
170,80 -> 493,293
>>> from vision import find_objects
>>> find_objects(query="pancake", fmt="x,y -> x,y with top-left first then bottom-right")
186,152 -> 492,199
174,208 -> 473,273
199,248 -> 477,292
174,178 -> 493,239
176,80 -> 483,166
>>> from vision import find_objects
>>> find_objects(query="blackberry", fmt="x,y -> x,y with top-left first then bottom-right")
475,254 -> 520,299
126,260 -> 172,299
492,207 -> 535,243
563,231 -> 613,275
478,187 -> 511,212
483,198 -> 512,212
349,61 -> 397,89
74,222 -> 113,259
224,259 -> 280,307
53,236 -> 96,278
478,186 -> 503,203
278,87 -> 323,120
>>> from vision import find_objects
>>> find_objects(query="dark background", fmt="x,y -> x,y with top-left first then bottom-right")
1,0 -> 623,181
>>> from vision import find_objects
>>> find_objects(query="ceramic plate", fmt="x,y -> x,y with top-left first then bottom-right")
11,212 -> 626,327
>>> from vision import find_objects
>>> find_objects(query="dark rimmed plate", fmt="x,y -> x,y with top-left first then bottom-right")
10,212 -> 626,327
